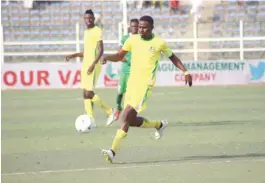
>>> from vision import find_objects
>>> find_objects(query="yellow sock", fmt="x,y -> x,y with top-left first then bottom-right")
111,129 -> 127,153
91,94 -> 112,115
84,99 -> 94,119
140,118 -> 161,129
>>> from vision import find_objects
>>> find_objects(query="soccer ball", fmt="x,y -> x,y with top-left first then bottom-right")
75,115 -> 94,132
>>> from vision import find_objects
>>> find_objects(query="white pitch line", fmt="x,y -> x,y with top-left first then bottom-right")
2,158 -> 265,176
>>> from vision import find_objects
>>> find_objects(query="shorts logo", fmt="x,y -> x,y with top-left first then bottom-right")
149,46 -> 156,52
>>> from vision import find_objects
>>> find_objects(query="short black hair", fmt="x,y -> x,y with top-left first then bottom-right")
140,15 -> 154,25
85,9 -> 94,16
130,19 -> 139,24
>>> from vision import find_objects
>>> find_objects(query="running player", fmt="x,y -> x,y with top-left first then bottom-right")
66,9 -> 115,126
113,19 -> 139,122
101,15 -> 192,163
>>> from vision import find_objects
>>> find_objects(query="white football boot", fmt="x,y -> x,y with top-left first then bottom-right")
101,149 -> 114,163
106,109 -> 116,126
155,120 -> 168,140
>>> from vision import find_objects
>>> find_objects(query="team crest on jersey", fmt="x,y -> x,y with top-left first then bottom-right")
149,46 -> 156,52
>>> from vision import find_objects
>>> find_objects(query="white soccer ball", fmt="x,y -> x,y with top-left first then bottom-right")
75,115 -> 94,132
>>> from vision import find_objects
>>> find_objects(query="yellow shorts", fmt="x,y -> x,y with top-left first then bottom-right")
81,63 -> 101,91
124,82 -> 152,113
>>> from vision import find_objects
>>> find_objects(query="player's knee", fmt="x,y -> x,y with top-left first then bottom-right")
122,117 -> 135,126
123,106 -> 138,126
83,90 -> 94,99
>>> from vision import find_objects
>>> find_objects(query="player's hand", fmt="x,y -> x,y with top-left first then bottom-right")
121,57 -> 126,62
185,74 -> 192,87
65,55 -> 72,62
101,58 -> 107,65
87,63 -> 95,75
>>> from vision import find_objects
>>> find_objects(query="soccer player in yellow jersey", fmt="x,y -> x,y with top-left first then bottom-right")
101,15 -> 192,163
66,10 -> 115,126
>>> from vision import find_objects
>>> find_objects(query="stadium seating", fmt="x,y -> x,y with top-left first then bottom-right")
1,1 -> 265,62
212,1 -> 265,59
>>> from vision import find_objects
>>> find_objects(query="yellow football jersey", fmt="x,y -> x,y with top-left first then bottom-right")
122,34 -> 172,85
83,26 -> 102,68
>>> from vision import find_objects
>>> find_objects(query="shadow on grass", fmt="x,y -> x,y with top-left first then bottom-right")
114,153 -> 265,165
107,119 -> 264,129
170,119 -> 264,127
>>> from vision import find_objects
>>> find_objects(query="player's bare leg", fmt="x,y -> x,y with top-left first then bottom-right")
83,90 -> 115,126
128,108 -> 168,140
102,105 -> 168,163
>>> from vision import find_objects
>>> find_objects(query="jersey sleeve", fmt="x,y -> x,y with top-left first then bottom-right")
161,41 -> 173,57
122,37 -> 132,52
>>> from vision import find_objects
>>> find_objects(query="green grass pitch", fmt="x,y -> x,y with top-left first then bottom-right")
2,86 -> 265,183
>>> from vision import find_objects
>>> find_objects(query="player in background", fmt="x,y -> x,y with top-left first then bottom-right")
66,9 -> 115,126
113,19 -> 139,122
101,15 -> 192,163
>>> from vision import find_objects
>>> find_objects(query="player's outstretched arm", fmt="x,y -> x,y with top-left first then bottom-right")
103,49 -> 128,63
65,52 -> 83,61
169,53 -> 192,86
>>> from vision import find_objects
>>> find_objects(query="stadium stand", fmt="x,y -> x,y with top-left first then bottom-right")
1,0 -> 265,62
